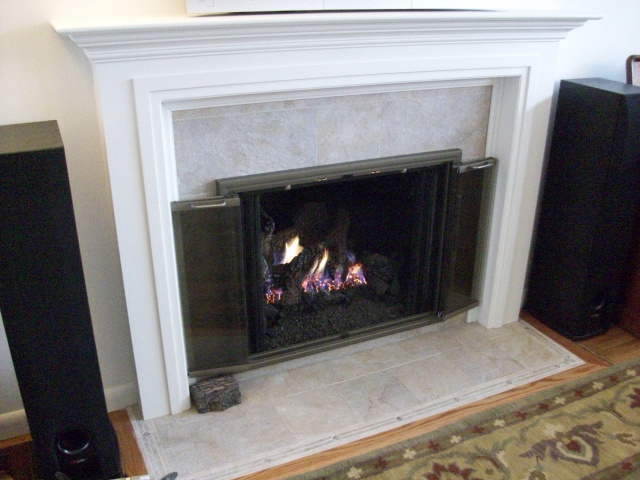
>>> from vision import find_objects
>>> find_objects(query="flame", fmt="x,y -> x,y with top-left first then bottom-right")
301,248 -> 329,291
280,236 -> 304,264
300,249 -> 366,294
266,288 -> 283,304
266,241 -> 367,304
345,263 -> 366,285
316,249 -> 329,278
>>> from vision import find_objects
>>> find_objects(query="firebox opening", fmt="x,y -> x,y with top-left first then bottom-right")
172,150 -> 494,376
246,162 -> 447,354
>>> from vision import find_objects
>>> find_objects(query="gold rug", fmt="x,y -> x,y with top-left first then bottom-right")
292,358 -> 640,479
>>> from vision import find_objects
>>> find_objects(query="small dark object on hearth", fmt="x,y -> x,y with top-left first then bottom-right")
190,373 -> 241,413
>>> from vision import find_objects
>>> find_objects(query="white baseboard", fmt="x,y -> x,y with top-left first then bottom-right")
0,382 -> 139,442
0,409 -> 29,441
105,381 -> 140,413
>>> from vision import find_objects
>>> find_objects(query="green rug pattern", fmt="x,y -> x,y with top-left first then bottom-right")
294,358 -> 640,479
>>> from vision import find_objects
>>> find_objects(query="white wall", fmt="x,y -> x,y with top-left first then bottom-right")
0,0 -> 184,440
0,0 -> 638,440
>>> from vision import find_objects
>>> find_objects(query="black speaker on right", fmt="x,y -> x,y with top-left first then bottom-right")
525,78 -> 640,340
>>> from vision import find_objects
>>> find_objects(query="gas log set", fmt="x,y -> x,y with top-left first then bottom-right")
261,201 -> 405,351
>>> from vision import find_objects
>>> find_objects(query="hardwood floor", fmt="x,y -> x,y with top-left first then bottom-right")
577,324 -> 640,364
1,313 -> 639,479
109,409 -> 148,477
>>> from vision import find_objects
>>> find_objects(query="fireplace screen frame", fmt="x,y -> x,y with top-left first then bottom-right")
172,149 -> 495,376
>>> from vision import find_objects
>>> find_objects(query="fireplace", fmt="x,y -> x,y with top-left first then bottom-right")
172,149 -> 494,374
54,10 -> 597,419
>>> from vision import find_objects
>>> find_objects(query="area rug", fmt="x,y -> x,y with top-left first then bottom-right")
292,358 -> 640,479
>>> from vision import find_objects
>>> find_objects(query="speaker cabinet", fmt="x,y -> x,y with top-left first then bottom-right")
0,121 -> 121,479
525,78 -> 640,340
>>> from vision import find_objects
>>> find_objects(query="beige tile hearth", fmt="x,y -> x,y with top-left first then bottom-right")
128,318 -> 583,480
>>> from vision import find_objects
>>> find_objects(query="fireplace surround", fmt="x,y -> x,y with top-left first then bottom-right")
54,10 -> 598,420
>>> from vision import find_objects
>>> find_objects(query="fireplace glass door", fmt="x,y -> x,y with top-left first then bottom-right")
172,150 -> 494,375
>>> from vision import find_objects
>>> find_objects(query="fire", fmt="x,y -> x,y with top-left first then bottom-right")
345,263 -> 366,285
300,249 -> 366,294
301,249 -> 330,291
279,236 -> 304,265
266,288 -> 283,304
265,236 -> 367,304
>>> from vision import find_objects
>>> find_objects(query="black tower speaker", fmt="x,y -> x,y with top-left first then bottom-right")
525,78 -> 640,340
0,121 -> 121,479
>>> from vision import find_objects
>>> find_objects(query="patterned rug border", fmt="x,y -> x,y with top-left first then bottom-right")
291,357 -> 640,479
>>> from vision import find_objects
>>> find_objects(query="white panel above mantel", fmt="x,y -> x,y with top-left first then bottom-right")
183,0 -> 564,15
54,10 -> 598,421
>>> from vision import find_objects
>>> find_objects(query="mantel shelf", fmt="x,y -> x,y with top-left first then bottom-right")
54,10 -> 598,62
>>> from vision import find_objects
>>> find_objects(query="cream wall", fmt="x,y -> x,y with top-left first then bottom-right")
0,0 -> 638,440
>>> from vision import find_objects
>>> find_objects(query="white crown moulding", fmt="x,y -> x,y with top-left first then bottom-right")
53,10 -> 598,62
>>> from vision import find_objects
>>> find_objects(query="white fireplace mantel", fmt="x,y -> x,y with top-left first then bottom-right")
55,11 -> 594,61
54,10 -> 597,420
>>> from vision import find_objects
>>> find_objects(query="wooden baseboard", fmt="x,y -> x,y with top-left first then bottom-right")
0,433 -> 31,451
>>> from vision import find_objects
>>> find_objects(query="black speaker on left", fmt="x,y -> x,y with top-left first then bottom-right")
0,121 -> 122,480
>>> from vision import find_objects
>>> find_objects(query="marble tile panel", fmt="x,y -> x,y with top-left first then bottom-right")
173,100 -> 285,120
315,102 -> 382,165
274,384 -> 363,438
334,327 -> 464,379
332,370 -> 421,421
284,355 -> 357,392
331,340 -> 421,376
153,415 -> 230,477
280,327 -> 458,392
392,349 -> 474,403
379,93 -> 491,159
412,85 -> 491,98
236,370 -> 306,406
152,405 -> 212,430
207,403 -> 301,462
490,326 -> 568,369
394,325 -> 466,358
277,319 -> 467,393
234,314 -> 466,384
445,341 -> 525,384
282,89 -> 417,110
174,107 -> 317,198
448,320 -> 512,345
153,402 -> 300,477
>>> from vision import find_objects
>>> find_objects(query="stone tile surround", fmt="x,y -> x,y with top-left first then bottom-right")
129,318 -> 583,480
173,85 -> 492,199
